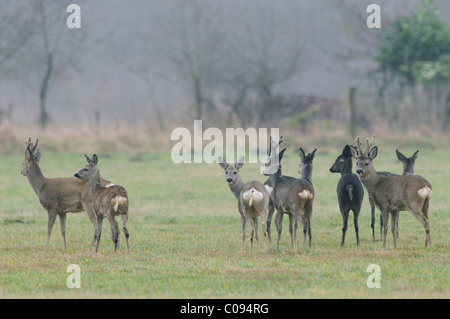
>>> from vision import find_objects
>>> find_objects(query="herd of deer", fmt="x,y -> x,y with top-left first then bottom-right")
219,134 -> 433,252
20,134 -> 432,254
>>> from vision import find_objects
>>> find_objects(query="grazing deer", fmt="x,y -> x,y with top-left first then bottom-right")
74,154 -> 130,253
263,140 -> 316,249
353,135 -> 432,249
218,157 -> 270,252
21,137 -> 111,249
330,145 -> 364,246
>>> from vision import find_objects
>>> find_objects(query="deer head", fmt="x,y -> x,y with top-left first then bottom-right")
353,134 -> 378,178
298,147 -> 317,178
21,137 -> 41,176
74,154 -> 100,183
218,156 -> 245,185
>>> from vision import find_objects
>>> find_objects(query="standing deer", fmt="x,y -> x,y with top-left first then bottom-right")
353,135 -> 432,249
74,154 -> 130,253
263,140 -> 316,249
21,137 -> 111,249
330,145 -> 364,246
218,157 -> 270,252
352,145 -> 420,242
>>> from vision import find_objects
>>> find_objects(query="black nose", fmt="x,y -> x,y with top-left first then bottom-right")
356,169 -> 363,175
226,178 -> 233,183
74,173 -> 80,178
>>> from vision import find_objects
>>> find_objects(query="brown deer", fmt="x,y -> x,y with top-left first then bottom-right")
21,137 -> 111,249
351,145 -> 420,242
353,135 -> 432,249
263,139 -> 316,249
218,157 -> 270,252
74,154 -> 130,253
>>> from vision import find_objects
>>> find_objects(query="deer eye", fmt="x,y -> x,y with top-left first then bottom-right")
233,172 -> 237,174
364,163 -> 369,166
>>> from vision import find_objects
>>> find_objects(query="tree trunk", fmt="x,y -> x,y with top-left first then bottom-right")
39,54 -> 53,128
347,86 -> 357,137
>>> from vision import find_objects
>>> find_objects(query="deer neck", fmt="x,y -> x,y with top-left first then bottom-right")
229,179 -> 245,200
87,171 -> 103,195
301,165 -> 313,183
27,162 -> 46,196
268,165 -> 282,188
359,170 -> 378,191
341,159 -> 353,176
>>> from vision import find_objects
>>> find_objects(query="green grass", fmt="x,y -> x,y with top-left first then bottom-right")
0,147 -> 448,298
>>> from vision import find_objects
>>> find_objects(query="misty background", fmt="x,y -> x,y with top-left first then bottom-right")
0,0 -> 449,151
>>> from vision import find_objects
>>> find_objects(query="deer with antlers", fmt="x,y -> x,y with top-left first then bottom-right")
263,136 -> 316,249
21,137 -> 112,249
352,135 -> 432,249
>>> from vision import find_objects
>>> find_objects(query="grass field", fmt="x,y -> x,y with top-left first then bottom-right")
0,142 -> 448,298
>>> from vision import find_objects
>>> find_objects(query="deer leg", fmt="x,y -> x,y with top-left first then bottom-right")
369,197 -> 376,242
381,210 -> 389,250
266,203 -> 274,244
45,213 -> 57,249
305,202 -> 313,248
248,216 -> 255,253
341,209 -> 349,246
288,214 -> 295,249
122,214 -> 130,253
240,214 -> 246,252
58,213 -> 67,249
410,205 -> 431,248
275,210 -> 284,250
108,216 -> 119,252
391,211 -> 399,249
354,208 -> 360,246
83,202 -> 98,248
253,217 -> 260,251
379,213 -> 384,243
95,216 -> 104,253
260,210 -> 268,251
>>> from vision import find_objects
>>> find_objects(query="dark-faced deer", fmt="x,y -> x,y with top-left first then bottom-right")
21,137 -> 111,249
218,157 -> 270,252
330,145 -> 364,246
264,142 -> 316,249
353,135 -> 432,249
74,154 -> 130,253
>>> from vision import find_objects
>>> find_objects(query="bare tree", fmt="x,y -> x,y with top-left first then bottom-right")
20,0 -> 86,128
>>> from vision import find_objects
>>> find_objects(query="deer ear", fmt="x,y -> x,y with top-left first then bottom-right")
235,156 -> 245,169
35,149 -> 41,162
25,149 -> 32,160
369,146 -> 378,160
84,154 -> 92,163
343,145 -> 352,157
349,145 -> 358,158
412,150 -> 419,161
218,157 -> 228,169
279,148 -> 287,161
92,154 -> 98,165
309,148 -> 317,159
299,148 -> 306,161
396,149 -> 407,162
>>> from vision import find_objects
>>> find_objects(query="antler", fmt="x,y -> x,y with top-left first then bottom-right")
268,136 -> 283,157
354,136 -> 363,157
25,137 -> 39,154
363,134 -> 376,156
354,134 -> 376,157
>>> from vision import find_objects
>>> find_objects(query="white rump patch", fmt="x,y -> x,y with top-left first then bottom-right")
298,190 -> 313,200
242,187 -> 264,207
264,185 -> 273,196
417,186 -> 432,199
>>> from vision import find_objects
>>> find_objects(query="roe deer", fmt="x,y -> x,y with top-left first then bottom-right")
263,141 -> 316,249
330,145 -> 364,246
21,137 -> 111,249
353,135 -> 432,249
74,154 -> 130,253
351,145 -> 419,242
218,157 -> 270,252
